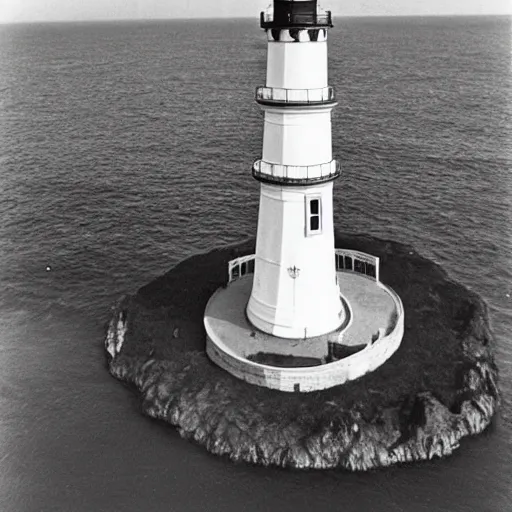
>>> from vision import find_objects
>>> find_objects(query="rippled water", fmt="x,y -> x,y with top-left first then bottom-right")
0,16 -> 511,512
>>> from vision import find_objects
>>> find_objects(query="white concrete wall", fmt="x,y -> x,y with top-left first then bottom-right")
247,182 -> 343,339
206,281 -> 404,392
262,110 -> 332,166
267,42 -> 328,89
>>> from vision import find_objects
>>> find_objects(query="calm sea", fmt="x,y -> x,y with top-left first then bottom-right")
0,16 -> 511,512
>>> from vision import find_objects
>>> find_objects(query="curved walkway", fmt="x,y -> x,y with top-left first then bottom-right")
204,272 -> 396,361
337,271 -> 396,347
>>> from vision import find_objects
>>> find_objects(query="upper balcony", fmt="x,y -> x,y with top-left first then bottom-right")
256,86 -> 336,107
252,159 -> 340,186
260,10 -> 332,29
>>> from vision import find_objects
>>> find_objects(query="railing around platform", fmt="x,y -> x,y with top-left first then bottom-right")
335,249 -> 380,282
253,159 -> 340,184
228,250 -> 380,285
260,11 -> 332,28
255,86 -> 335,105
228,254 -> 255,283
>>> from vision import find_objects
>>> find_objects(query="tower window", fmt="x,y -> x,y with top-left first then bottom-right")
305,197 -> 322,236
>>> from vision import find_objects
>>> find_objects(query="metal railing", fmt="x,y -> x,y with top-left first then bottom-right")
228,255 -> 255,283
255,86 -> 335,104
252,159 -> 340,183
335,249 -> 380,282
260,11 -> 332,28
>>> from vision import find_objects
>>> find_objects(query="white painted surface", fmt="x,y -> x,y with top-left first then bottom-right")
247,9 -> 342,339
247,182 -> 343,338
205,272 -> 405,392
267,42 -> 328,89
262,110 -> 332,165
266,29 -> 328,43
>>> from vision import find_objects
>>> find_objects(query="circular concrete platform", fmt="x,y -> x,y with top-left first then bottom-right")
204,269 -> 404,392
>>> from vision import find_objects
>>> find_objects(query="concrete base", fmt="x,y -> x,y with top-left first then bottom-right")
204,271 -> 403,392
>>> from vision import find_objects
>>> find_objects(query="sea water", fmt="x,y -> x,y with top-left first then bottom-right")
0,16 -> 511,512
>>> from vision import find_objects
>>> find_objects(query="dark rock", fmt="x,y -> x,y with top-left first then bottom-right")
104,233 -> 500,471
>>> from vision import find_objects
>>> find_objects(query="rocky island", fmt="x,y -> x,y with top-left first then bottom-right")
105,232 -> 499,471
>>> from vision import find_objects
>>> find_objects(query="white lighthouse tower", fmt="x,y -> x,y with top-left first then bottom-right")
247,0 -> 344,338
204,1 -> 404,393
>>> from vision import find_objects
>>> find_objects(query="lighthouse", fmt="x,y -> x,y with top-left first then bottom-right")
247,0 -> 343,339
204,1 -> 404,392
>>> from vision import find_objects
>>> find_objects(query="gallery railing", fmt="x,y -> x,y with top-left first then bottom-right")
252,159 -> 340,185
260,11 -> 333,28
228,255 -> 256,283
255,86 -> 335,105
335,249 -> 380,282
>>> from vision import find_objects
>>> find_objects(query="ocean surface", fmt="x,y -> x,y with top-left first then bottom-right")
0,15 -> 511,512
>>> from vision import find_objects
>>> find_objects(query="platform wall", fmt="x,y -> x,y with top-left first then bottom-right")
205,283 -> 404,392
